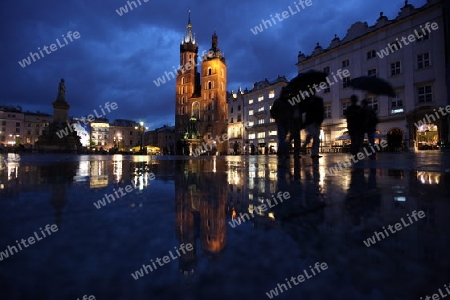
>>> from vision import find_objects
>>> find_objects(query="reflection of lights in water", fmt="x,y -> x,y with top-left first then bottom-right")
248,203 -> 254,214
417,171 -> 441,185
394,196 -> 406,202
268,212 -> 275,220
231,208 -> 237,219
213,157 -> 216,173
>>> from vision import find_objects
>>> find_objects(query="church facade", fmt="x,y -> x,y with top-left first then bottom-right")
174,14 -> 228,155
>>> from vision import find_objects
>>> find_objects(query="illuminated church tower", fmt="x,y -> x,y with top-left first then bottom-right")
175,11 -> 228,154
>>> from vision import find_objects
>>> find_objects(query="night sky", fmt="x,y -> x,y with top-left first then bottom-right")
0,0 -> 426,129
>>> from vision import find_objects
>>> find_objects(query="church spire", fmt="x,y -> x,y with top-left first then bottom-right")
182,9 -> 196,45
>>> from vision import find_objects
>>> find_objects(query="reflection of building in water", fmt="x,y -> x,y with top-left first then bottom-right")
227,158 -> 279,227
175,159 -> 227,277
89,160 -> 109,188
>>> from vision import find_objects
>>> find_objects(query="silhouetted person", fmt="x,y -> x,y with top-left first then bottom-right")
344,95 -> 363,156
361,99 -> 379,156
288,96 -> 304,157
233,141 -> 239,155
301,94 -> 324,159
270,87 -> 292,158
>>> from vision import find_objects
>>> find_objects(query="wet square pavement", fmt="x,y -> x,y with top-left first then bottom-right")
0,152 -> 449,300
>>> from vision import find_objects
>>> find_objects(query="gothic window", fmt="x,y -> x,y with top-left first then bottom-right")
208,67 -> 212,75
192,102 -> 200,119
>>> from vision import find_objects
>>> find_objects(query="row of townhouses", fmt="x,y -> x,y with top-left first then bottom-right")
227,0 -> 450,153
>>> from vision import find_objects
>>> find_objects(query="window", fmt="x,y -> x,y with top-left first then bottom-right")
181,77 -> 185,84
207,81 -> 212,89
249,99 -> 254,104
258,119 -> 265,124
417,53 -> 430,69
130,131 -> 133,135
208,67 -> 212,75
231,107 -> 234,113
248,121 -> 254,127
269,130 -> 277,136
15,128 -> 20,133
270,118 -> 275,123
220,69 -> 224,77
390,61 -> 401,76
230,117 -> 234,123
367,68 -> 377,77
27,123 -> 31,127
192,102 -> 200,118
324,104 -> 332,119
258,105 -> 264,112
269,90 -> 275,98
390,91 -> 404,114
248,133 -> 255,139
323,66 -> 330,74
258,95 -> 264,102
418,85 -> 432,103
343,77 -> 351,88
237,115 -> 241,122
367,50 -> 376,59
1,121 -> 5,126
238,105 -> 241,111
342,59 -> 349,68
249,109 -> 254,116
365,96 -> 379,112
16,122 -> 20,127
257,132 -> 265,138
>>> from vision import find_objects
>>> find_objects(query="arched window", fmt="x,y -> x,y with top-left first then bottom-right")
192,102 -> 200,119
181,77 -> 185,84
208,67 -> 212,75
207,81 -> 212,90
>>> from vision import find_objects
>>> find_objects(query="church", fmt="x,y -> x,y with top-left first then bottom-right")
174,12 -> 228,155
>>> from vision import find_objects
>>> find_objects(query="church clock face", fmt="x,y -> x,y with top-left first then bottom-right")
207,50 -> 214,58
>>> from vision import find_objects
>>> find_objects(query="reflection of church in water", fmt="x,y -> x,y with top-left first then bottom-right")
174,159 -> 227,276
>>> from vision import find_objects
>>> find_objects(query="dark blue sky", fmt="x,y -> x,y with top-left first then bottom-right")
0,0 -> 426,129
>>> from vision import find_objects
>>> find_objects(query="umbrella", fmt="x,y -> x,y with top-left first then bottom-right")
350,76 -> 395,97
287,69 -> 328,93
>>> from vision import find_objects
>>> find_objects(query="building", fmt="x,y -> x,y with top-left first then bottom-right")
227,89 -> 244,154
175,13 -> 228,155
0,105 -> 24,147
144,125 -> 176,154
109,119 -> 144,151
229,76 -> 288,154
296,0 -> 449,151
90,118 -> 110,150
23,111 -> 52,147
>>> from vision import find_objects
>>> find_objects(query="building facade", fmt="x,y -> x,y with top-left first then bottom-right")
296,0 -> 449,151
228,77 -> 288,154
175,14 -> 228,155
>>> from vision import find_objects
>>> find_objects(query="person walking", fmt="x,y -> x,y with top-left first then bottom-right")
301,94 -> 324,159
361,98 -> 379,156
344,95 -> 363,156
270,87 -> 292,159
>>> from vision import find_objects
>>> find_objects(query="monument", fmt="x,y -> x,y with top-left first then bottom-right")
35,79 -> 82,153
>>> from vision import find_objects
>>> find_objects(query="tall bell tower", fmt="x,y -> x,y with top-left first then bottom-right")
175,11 -> 228,155
175,10 -> 200,141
